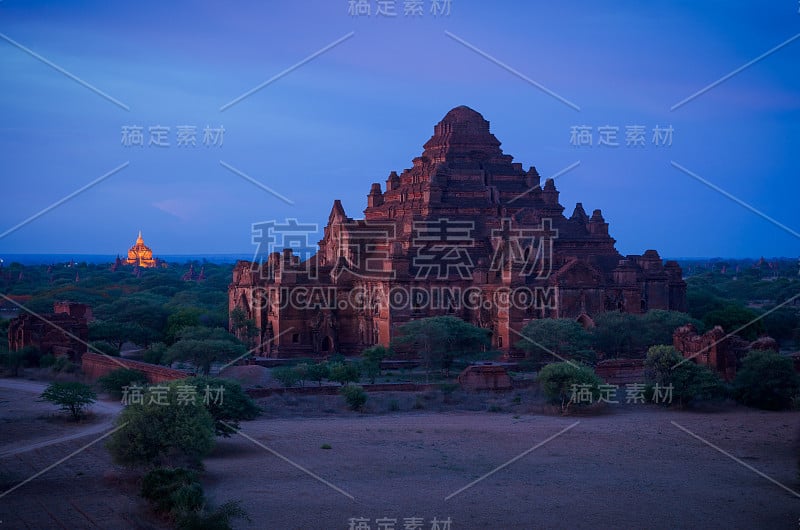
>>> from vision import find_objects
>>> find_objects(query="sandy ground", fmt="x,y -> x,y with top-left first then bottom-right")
1,378 -> 799,529
0,378 -> 163,529
203,405 -> 800,530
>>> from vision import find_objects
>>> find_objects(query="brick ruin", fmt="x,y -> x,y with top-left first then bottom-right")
230,106 -> 686,358
7,301 -> 92,360
672,324 -> 750,381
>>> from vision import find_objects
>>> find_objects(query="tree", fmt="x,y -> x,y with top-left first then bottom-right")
89,320 -> 154,352
517,319 -> 591,364
392,316 -> 490,378
340,384 -> 367,411
361,345 -> 390,383
166,339 -> 246,375
733,350 -> 800,410
2,350 -> 26,377
640,310 -> 703,347
589,312 -> 640,357
181,376 -> 260,436
41,382 -> 97,421
272,366 -> 301,387
644,345 -> 726,407
328,361 -> 361,386
97,368 -> 148,399
107,381 -> 215,468
537,362 -> 603,414
306,362 -> 330,386
703,304 -> 765,340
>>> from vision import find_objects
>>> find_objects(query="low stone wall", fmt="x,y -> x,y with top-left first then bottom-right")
595,359 -> 645,385
246,382 -> 441,398
81,352 -> 194,384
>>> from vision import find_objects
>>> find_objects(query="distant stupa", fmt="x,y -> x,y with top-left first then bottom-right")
126,230 -> 157,268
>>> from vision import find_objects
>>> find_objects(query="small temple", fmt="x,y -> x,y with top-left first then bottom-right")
126,230 -> 158,268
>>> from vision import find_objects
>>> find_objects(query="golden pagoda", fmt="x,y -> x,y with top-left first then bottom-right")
126,230 -> 157,268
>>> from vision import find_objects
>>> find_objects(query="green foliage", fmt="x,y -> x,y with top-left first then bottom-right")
670,362 -> 728,406
181,376 -> 260,436
328,361 -> 361,385
141,467 -> 203,514
588,311 -> 700,358
107,381 -> 215,468
517,319 -> 591,364
38,353 -> 56,368
391,316 -> 490,377
51,355 -> 78,373
90,340 -> 119,357
19,345 -> 42,367
644,345 -> 726,406
40,381 -> 97,421
340,384 -> 367,411
733,350 -> 800,410
305,362 -> 330,386
97,368 -> 148,399
140,467 -> 248,529
361,345 -> 390,383
1,350 -> 26,376
166,336 -> 246,375
272,365 -> 301,387
702,304 -> 765,340
537,362 -> 603,414
143,342 -> 168,365
175,500 -> 249,530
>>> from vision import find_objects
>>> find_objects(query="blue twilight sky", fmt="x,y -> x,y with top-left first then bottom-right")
0,0 -> 798,258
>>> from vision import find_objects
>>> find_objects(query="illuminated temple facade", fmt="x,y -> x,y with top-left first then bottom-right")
126,231 -> 157,268
229,106 -> 686,358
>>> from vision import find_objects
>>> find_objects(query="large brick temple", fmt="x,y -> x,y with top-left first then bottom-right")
229,106 -> 686,358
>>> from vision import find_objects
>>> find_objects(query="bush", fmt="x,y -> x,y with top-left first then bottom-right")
107,381 -> 215,468
51,355 -> 78,373
1,350 -> 26,376
143,342 -> 168,365
644,345 -> 726,407
98,368 -> 148,399
733,350 -> 800,410
40,382 -> 97,421
141,467 -> 202,514
340,384 -> 367,411
328,361 -> 361,386
306,362 -> 330,386
272,366 -> 301,387
38,353 -> 56,368
180,376 -> 260,436
90,340 -> 119,357
537,362 -> 603,414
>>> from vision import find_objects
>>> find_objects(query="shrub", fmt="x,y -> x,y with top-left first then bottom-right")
51,355 -> 78,373
537,362 -> 603,414
40,382 -> 97,421
733,350 -> 800,410
107,381 -> 215,468
272,366 -> 301,387
1,350 -> 25,376
98,368 -> 148,399
141,467 -> 202,514
143,342 -> 168,365
306,362 -> 330,386
644,345 -> 726,406
328,361 -> 361,386
669,362 -> 727,406
38,353 -> 56,368
90,340 -> 119,357
180,376 -> 260,436
340,384 -> 367,411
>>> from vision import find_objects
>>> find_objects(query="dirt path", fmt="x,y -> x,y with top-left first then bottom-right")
0,378 -> 122,458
